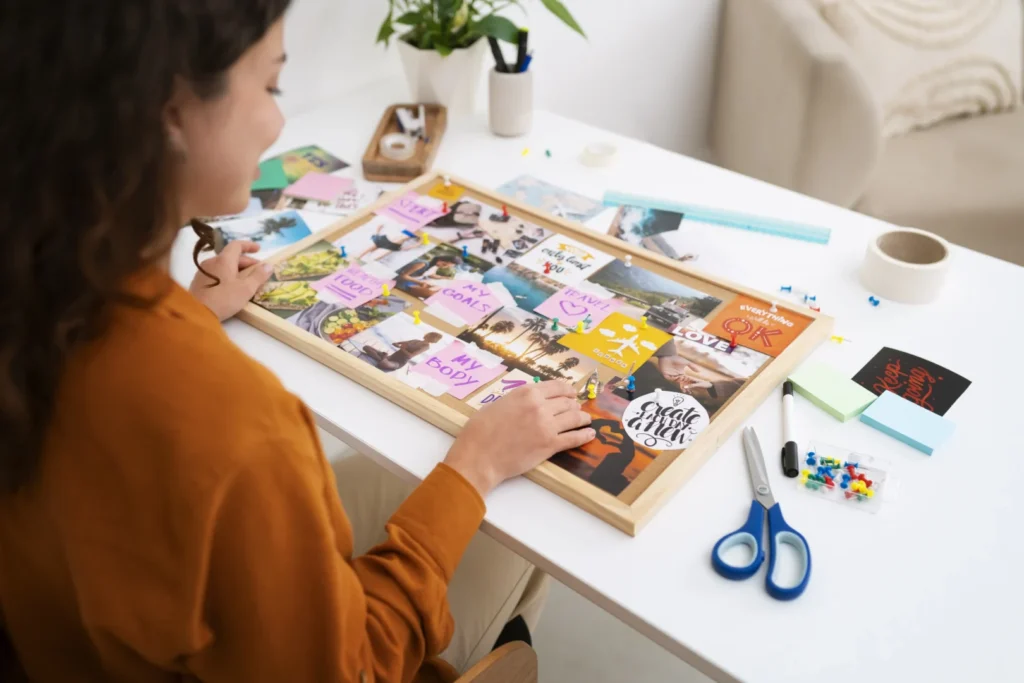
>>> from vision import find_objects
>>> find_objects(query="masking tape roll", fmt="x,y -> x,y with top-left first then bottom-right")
859,227 -> 951,304
579,142 -> 618,168
380,133 -> 416,161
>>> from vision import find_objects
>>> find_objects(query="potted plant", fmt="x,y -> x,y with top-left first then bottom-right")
377,0 -> 584,117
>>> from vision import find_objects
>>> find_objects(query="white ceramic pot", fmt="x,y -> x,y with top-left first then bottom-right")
489,68 -> 533,137
397,38 -> 487,118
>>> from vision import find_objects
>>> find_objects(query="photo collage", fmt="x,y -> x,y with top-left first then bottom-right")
250,184 -> 780,498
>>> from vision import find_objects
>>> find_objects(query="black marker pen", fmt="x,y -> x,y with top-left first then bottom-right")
781,381 -> 800,477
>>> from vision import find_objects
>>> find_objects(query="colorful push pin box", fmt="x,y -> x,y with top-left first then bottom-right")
795,441 -> 889,513
859,390 -> 956,455
788,361 -> 878,422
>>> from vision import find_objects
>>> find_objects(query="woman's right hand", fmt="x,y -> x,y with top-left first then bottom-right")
443,381 -> 595,497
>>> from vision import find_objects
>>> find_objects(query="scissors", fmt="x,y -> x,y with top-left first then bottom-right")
711,426 -> 811,600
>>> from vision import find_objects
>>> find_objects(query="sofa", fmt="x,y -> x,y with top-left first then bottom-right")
711,0 -> 1024,265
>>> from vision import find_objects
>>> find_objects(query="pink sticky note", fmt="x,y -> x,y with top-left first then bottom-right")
376,192 -> 445,229
411,341 -> 506,399
425,280 -> 501,326
311,264 -> 394,309
284,173 -> 354,202
534,286 -> 621,329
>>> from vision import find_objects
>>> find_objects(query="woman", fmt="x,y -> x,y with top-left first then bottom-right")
0,3 -> 595,682
396,254 -> 464,299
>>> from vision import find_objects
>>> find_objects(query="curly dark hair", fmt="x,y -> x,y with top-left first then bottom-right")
0,0 -> 291,494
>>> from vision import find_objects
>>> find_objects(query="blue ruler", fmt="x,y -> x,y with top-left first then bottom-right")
602,191 -> 832,245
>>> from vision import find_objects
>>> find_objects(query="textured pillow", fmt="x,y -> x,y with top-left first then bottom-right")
814,0 -> 1023,137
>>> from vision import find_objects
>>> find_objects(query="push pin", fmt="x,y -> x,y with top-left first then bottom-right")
640,316 -> 648,329
830,335 -> 852,344
587,383 -> 597,400
803,294 -> 817,303
381,284 -> 390,298
575,321 -> 584,334
655,388 -> 663,406
402,229 -> 417,239
626,375 -> 636,392
624,255 -> 632,268
544,262 -> 552,275
502,204 -> 509,217
809,305 -> 821,312
421,232 -> 430,246
545,149 -> 552,158
552,318 -> 560,331
770,301 -> 778,313
442,202 -> 449,213
521,148 -> 530,157
413,311 -> 421,325
868,296 -> 880,306
780,285 -> 793,293
443,175 -> 451,187
340,245 -> 347,258
727,332 -> 738,353
533,376 -> 541,383
462,245 -> 469,259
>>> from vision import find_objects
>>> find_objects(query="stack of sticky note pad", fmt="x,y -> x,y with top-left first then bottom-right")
788,361 -> 955,455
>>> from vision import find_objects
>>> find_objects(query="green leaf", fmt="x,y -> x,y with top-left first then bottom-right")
376,11 -> 396,45
436,42 -> 454,56
395,11 -> 422,26
472,14 -> 520,43
539,0 -> 586,37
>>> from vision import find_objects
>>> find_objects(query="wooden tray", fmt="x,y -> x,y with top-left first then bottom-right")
361,104 -> 448,183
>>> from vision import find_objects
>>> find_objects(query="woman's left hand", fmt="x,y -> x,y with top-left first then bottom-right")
189,241 -> 273,321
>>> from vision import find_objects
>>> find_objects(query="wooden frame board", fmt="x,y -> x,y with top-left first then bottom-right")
239,171 -> 833,535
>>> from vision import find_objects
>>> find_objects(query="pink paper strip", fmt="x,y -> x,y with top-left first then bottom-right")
411,341 -> 506,399
284,173 -> 354,202
425,280 -> 501,326
311,264 -> 395,309
534,286 -> 621,329
376,192 -> 446,229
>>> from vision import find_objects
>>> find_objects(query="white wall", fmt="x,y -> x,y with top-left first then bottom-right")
280,0 -> 722,158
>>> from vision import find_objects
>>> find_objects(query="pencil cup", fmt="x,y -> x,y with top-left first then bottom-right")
488,68 -> 533,137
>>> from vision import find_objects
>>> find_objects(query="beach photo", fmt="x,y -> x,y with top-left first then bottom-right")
459,307 -> 597,383
586,259 -> 723,331
394,242 -> 493,301
212,209 -> 312,254
482,262 -> 563,312
340,312 -> 455,374
548,382 -> 659,497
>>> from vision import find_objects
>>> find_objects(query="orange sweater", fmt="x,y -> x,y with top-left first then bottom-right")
0,269 -> 485,683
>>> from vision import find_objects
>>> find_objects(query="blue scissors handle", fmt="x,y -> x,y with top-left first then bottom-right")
765,502 -> 812,601
711,499 -> 765,580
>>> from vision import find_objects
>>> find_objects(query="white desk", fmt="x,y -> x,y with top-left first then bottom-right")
172,80 -> 1023,683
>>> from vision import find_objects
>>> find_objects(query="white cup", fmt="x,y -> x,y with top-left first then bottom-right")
489,68 -> 533,137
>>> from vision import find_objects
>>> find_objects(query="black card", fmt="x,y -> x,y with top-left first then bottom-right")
852,347 -> 970,416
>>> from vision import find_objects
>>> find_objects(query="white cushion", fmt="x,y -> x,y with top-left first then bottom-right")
814,0 -> 1023,137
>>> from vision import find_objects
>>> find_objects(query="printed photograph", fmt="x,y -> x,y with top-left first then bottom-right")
482,262 -> 563,312
607,205 -> 684,250
586,259 -> 723,331
496,175 -> 606,224
459,307 -> 598,383
272,240 -> 348,281
253,280 -> 320,319
278,144 -> 348,183
212,210 -> 312,254
609,331 -> 768,417
394,242 -> 493,300
548,382 -> 659,497
292,296 -> 409,346
421,199 -> 551,265
334,216 -> 432,272
340,312 -> 455,374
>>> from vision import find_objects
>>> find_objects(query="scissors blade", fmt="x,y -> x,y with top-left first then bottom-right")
742,427 -> 776,509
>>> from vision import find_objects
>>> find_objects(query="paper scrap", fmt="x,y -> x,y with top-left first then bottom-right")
284,173 -> 354,202
360,260 -> 398,280
425,280 -> 502,327
534,286 -> 621,329
859,391 -> 955,455
788,362 -> 877,422
466,369 -> 534,410
411,341 -> 507,399
424,303 -> 469,328
376,191 -> 447,229
251,158 -> 289,191
311,264 -> 395,309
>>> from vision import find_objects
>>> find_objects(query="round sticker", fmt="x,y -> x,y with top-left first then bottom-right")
621,391 -> 710,451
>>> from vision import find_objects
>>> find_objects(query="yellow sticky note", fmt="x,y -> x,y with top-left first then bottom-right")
426,181 -> 466,203
560,312 -> 671,372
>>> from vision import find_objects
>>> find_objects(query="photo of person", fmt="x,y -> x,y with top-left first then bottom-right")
459,307 -> 598,383
341,313 -> 454,374
333,216 -> 432,272
394,243 -> 492,300
421,200 -> 551,265
548,383 -> 658,496
587,259 -> 723,331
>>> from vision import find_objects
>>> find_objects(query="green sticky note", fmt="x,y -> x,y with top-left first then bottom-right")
251,157 -> 289,191
788,362 -> 878,422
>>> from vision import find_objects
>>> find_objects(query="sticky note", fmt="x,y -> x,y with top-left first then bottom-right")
788,362 -> 878,422
466,369 -> 534,410
284,173 -> 354,202
376,192 -> 447,229
311,264 -> 395,309
860,390 -> 955,455
535,286 -> 621,329
425,280 -> 502,326
251,158 -> 289,191
411,341 -> 506,399
427,181 -> 466,202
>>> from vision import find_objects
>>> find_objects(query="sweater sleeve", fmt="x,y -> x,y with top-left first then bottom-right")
186,441 -> 485,683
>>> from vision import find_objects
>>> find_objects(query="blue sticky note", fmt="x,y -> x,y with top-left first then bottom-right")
860,391 -> 955,455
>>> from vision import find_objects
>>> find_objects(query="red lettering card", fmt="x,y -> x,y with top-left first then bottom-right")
852,347 -> 970,416
703,295 -> 812,358
311,264 -> 395,309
